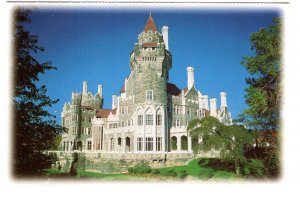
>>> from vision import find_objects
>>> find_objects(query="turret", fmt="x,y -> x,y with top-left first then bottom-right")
187,66 -> 195,90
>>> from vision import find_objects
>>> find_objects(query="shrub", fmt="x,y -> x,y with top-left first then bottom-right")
129,164 -> 152,174
243,159 -> 265,178
177,170 -> 188,179
160,169 -> 177,177
134,166 -> 152,174
128,167 -> 134,173
151,169 -> 160,175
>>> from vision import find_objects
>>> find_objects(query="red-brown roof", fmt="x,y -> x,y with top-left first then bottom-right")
142,42 -> 157,48
167,83 -> 181,96
120,85 -> 125,93
144,15 -> 157,32
96,108 -> 117,118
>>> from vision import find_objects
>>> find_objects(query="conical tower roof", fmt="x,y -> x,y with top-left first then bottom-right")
144,14 -> 157,32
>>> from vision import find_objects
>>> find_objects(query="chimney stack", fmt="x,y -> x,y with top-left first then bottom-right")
83,81 -> 88,94
210,98 -> 217,117
187,66 -> 195,90
220,92 -> 227,108
98,85 -> 103,97
161,26 -> 169,50
112,95 -> 118,109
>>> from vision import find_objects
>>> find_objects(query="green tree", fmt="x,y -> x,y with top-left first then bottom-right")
240,17 -> 281,178
240,17 -> 281,132
188,117 -> 253,175
13,9 -> 62,176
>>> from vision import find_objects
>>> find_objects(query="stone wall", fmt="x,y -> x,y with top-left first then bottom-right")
47,151 -> 199,174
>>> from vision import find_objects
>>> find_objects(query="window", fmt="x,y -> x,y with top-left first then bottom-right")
72,127 -> 77,134
152,47 -> 155,51
88,117 -> 92,122
138,115 -> 143,126
81,127 -> 84,134
176,119 -> 180,127
156,114 -> 162,126
71,115 -> 77,122
156,137 -> 162,151
109,123 -> 118,129
121,106 -> 127,115
137,137 -> 143,151
146,90 -> 153,101
73,105 -> 77,111
121,121 -> 126,127
145,137 -> 153,151
86,128 -> 91,135
110,138 -> 114,151
128,119 -> 131,126
145,114 -> 153,125
187,107 -> 190,115
87,141 -> 92,150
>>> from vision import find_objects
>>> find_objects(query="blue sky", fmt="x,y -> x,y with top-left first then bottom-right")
25,8 -> 280,124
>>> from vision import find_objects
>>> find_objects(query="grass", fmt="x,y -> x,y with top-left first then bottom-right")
154,158 -> 239,180
42,168 -> 148,181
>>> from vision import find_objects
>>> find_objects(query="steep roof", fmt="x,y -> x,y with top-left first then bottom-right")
167,83 -> 181,96
144,14 -> 157,32
96,108 -> 117,118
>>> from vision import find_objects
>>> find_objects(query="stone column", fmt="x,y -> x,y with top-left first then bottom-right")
188,136 -> 192,153
122,132 -> 125,153
177,135 -> 181,152
153,110 -> 157,152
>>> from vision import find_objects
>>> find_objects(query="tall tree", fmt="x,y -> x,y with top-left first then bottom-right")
13,9 -> 62,176
240,17 -> 281,132
240,17 -> 281,178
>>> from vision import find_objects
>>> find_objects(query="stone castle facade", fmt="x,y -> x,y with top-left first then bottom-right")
59,15 -> 232,155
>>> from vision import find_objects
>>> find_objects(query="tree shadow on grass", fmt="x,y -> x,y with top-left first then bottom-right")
198,158 -> 236,173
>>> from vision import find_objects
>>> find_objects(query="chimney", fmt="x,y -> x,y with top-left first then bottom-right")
161,26 -> 169,50
220,92 -> 227,108
187,66 -> 195,90
83,81 -> 88,94
210,98 -> 217,117
98,85 -> 103,97
112,94 -> 118,109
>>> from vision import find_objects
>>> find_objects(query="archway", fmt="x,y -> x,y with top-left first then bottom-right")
125,137 -> 130,152
181,136 -> 188,151
110,138 -> 114,151
171,136 -> 177,151
77,141 -> 83,151
117,137 -> 122,152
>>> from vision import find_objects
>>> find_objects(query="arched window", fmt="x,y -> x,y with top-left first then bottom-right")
145,108 -> 153,125
171,136 -> 177,151
137,109 -> 143,126
156,109 -> 162,126
110,138 -> 114,151
125,137 -> 130,152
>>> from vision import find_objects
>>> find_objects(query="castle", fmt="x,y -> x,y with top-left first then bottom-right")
59,14 -> 232,155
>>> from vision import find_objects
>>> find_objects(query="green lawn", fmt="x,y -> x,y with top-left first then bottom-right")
155,158 -> 239,180
42,168 -> 148,181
